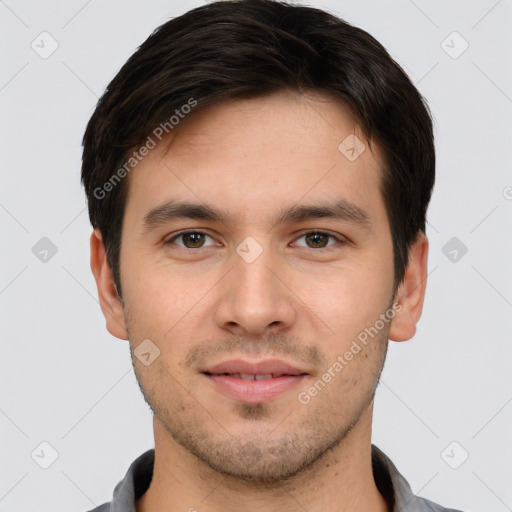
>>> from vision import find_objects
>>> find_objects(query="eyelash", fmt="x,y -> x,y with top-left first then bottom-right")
164,230 -> 344,250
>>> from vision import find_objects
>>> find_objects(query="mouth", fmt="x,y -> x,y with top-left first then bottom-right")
200,359 -> 309,403
204,372 -> 299,380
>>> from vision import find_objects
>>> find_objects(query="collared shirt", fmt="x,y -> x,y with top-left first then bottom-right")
85,444 -> 464,512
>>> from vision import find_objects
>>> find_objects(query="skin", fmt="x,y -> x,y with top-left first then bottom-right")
90,89 -> 428,512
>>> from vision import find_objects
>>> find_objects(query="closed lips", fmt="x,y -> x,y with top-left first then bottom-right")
202,359 -> 310,403
201,359 -> 309,377
203,372 -> 304,380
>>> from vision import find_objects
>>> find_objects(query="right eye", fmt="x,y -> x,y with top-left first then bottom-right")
165,231 -> 218,249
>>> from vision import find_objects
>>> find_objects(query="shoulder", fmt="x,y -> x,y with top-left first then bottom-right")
411,495 -> 466,512
371,444 -> 466,512
83,503 -> 111,512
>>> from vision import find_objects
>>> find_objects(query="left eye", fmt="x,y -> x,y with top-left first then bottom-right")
166,231 -> 217,249
165,230 -> 340,250
292,231 -> 339,249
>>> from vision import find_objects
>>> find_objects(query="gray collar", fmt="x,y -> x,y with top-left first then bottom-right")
101,444 -> 460,512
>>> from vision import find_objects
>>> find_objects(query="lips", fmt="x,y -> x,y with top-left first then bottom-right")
201,359 -> 309,403
203,359 -> 307,377
223,373 -> 275,380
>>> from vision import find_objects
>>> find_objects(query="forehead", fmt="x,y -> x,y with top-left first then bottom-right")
122,89 -> 387,229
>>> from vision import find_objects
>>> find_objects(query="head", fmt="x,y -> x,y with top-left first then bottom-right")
84,0 -> 433,483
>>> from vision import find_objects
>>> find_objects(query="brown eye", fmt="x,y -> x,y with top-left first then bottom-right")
305,232 -> 330,248
166,231 -> 215,249
182,232 -> 205,248
293,231 -> 339,249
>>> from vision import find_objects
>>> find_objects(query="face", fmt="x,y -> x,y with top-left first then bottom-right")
101,89 -> 404,482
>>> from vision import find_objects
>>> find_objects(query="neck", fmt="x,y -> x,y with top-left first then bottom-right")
136,404 -> 389,512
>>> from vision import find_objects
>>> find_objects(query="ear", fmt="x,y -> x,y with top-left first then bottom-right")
388,232 -> 429,342
89,229 -> 129,340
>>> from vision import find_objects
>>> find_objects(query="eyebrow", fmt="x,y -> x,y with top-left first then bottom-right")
141,198 -> 372,234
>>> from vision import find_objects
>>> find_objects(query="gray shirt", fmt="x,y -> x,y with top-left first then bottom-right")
85,444 -> 464,512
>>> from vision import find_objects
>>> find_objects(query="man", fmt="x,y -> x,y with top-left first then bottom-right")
81,1 -> 464,510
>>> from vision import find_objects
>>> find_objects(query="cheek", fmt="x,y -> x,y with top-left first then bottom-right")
122,263 -> 221,365
122,251 -> 200,318
302,259 -> 392,330
299,325 -> 388,419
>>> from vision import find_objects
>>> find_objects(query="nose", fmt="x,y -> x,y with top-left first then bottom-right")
213,245 -> 297,336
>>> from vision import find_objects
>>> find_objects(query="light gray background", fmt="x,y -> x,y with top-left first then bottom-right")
1,1 -> 511,511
